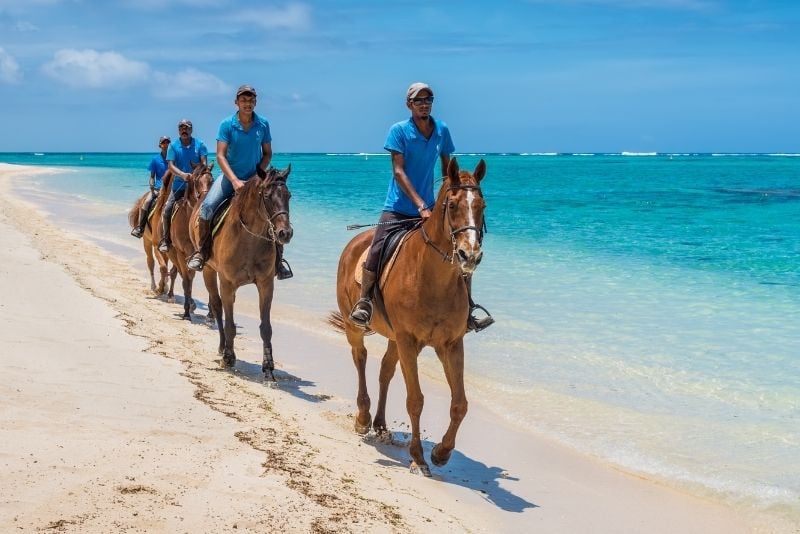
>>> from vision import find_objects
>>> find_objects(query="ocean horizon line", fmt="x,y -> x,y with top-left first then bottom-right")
2,151 -> 799,157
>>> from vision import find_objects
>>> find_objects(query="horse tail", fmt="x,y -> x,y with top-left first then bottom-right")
327,311 -> 346,332
127,202 -> 138,228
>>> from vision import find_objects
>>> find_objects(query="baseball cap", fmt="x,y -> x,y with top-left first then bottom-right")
178,119 -> 193,128
158,136 -> 171,144
407,82 -> 433,100
236,84 -> 257,97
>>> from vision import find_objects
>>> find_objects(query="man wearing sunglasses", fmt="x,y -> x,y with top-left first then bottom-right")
350,82 -> 493,332
158,119 -> 208,253
131,135 -> 172,238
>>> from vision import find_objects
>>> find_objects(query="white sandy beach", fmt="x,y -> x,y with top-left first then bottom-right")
0,162 -> 791,533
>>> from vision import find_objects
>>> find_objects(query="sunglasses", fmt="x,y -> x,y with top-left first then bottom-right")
411,96 -> 434,105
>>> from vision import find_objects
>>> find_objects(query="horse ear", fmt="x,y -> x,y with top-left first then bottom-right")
282,163 -> 291,181
208,162 -> 215,173
474,159 -> 486,182
447,157 -> 460,184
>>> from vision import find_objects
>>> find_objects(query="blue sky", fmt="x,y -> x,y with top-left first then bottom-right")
0,0 -> 798,153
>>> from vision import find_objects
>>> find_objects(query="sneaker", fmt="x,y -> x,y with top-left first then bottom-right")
187,253 -> 204,272
130,226 -> 144,238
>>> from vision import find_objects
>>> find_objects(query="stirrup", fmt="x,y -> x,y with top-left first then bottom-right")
349,298 -> 372,328
130,226 -> 143,238
276,258 -> 293,280
467,303 -> 495,333
187,252 -> 205,272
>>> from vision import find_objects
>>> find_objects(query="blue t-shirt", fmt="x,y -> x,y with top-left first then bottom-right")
383,117 -> 454,216
217,112 -> 272,181
167,137 -> 208,192
148,154 -> 169,190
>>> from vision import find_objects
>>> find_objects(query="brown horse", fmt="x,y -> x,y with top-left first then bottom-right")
330,158 -> 487,476
191,166 -> 293,379
165,163 -> 214,320
128,185 -> 176,296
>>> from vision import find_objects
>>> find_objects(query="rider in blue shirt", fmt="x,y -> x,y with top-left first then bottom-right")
131,135 -> 171,238
158,119 -> 208,252
186,85 -> 292,280
349,82 -> 493,332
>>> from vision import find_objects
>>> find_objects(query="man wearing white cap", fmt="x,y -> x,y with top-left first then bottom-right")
349,82 -> 493,332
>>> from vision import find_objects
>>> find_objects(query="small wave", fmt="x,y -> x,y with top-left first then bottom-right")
621,151 -> 657,156
768,153 -> 800,157
571,153 -> 596,156
520,152 -> 558,156
33,153 -> 45,156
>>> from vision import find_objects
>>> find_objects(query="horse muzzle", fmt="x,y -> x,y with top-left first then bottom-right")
276,224 -> 293,245
456,247 -> 483,274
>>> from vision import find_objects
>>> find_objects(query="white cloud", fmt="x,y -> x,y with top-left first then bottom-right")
229,3 -> 312,31
15,21 -> 39,31
0,47 -> 22,83
41,49 -> 149,88
152,68 -> 231,99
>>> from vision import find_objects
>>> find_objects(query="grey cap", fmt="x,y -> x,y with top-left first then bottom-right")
158,136 -> 171,144
178,118 -> 192,128
407,82 -> 433,100
236,84 -> 257,97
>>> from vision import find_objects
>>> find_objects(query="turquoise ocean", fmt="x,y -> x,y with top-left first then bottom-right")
2,152 -> 798,520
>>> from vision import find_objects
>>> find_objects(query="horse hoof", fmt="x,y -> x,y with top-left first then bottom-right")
430,443 -> 451,467
354,415 -> 372,435
410,461 -> 432,477
221,355 -> 236,368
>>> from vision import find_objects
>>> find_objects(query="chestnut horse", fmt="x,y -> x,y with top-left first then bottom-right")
166,163 -> 214,320
191,166 -> 293,379
330,158 -> 487,476
128,185 -> 176,296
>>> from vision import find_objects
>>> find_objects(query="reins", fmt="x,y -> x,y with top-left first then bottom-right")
238,178 -> 289,242
421,182 -> 486,264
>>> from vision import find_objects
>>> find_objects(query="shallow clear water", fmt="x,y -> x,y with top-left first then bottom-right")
3,152 -> 798,516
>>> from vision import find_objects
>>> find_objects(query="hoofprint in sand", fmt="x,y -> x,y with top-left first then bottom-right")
0,163 -> 780,533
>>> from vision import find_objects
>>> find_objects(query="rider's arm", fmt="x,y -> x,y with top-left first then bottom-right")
391,151 -> 431,219
168,160 -> 189,181
257,142 -> 273,175
149,170 -> 156,192
440,153 -> 451,179
216,140 -> 245,191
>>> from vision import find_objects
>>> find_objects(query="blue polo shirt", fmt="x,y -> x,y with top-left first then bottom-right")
167,137 -> 208,192
147,154 -> 169,190
217,111 -> 272,181
383,116 -> 454,216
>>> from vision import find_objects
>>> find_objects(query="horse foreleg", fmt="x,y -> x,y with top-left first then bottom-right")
373,340 -> 399,435
256,277 -> 276,380
203,268 -> 224,353
144,238 -> 157,293
345,326 -> 371,434
181,270 -> 194,320
430,338 -> 468,468
396,335 -> 428,476
219,278 -> 237,368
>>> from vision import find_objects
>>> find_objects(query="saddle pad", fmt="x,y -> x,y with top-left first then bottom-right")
212,206 -> 231,237
354,230 -> 415,289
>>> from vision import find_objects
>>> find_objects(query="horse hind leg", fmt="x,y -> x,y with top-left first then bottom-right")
346,326 -> 371,434
373,340 -> 399,437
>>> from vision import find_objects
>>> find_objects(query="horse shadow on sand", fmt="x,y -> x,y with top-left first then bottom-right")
366,431 -> 537,513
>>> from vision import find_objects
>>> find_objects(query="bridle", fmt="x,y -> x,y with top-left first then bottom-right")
239,177 -> 290,242
420,182 -> 486,264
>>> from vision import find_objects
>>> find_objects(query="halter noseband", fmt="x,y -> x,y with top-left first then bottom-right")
239,178 -> 289,242
421,182 -> 486,263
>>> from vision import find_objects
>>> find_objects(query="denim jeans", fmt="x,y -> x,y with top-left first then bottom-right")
199,175 -> 235,221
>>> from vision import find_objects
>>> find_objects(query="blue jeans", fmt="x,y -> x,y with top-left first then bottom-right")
199,175 -> 236,221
